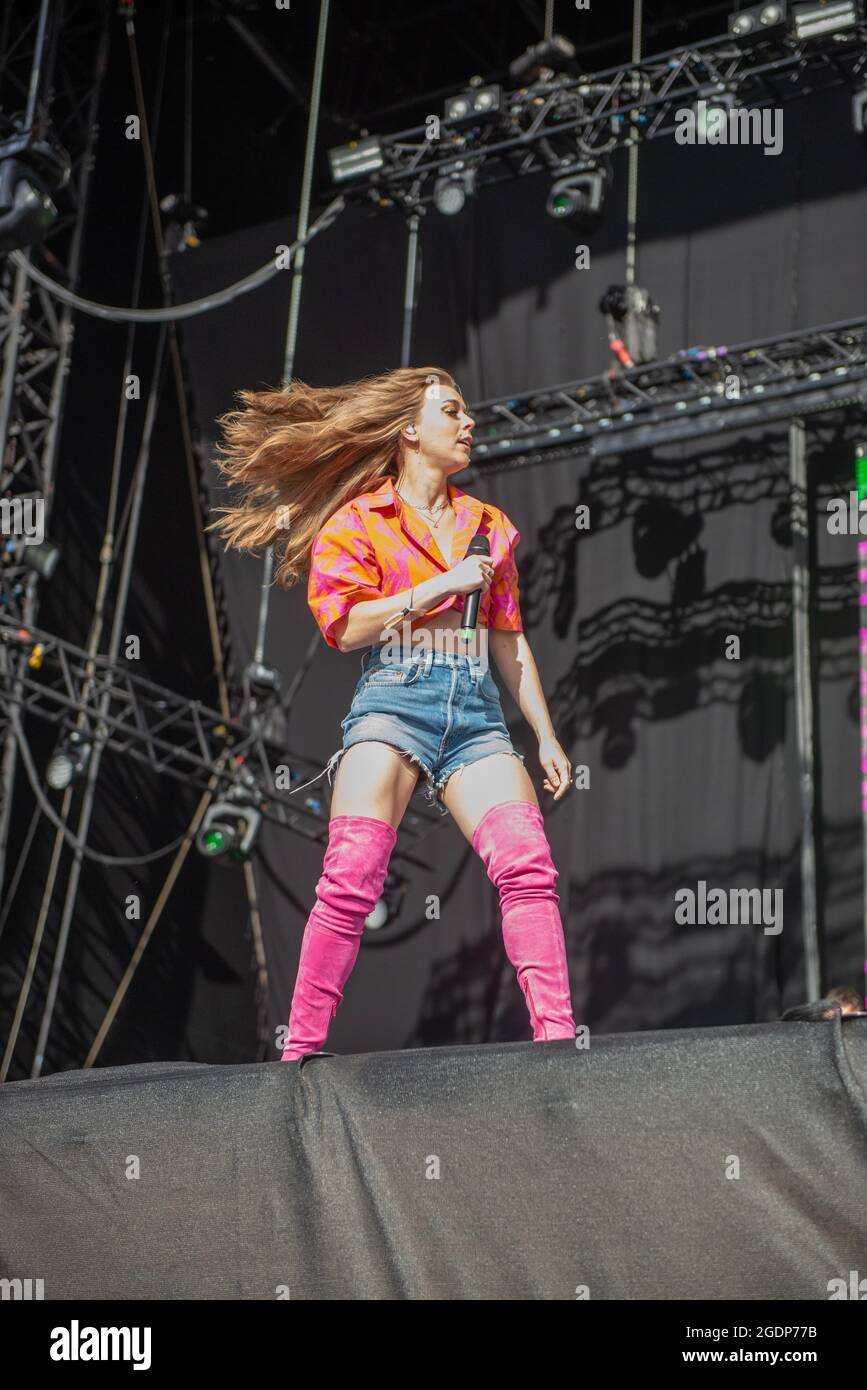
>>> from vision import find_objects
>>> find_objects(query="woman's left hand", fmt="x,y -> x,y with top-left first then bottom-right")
539,734 -> 572,801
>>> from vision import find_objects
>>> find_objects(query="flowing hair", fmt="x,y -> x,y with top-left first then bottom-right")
207,366 -> 460,589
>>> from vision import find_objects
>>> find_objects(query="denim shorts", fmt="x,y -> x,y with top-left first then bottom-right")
322,646 -> 526,813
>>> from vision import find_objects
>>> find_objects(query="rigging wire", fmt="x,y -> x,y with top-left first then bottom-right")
7,195 -> 346,324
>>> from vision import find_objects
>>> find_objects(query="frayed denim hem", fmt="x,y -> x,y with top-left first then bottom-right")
325,742 -> 451,816
431,747 -> 527,804
318,739 -> 522,811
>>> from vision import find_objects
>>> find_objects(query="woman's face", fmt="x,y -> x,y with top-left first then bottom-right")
411,387 -> 476,472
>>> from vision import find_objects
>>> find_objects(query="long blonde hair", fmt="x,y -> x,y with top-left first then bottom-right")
207,366 -> 460,589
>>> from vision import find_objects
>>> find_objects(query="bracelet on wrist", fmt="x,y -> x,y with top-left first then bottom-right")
383,585 -> 416,630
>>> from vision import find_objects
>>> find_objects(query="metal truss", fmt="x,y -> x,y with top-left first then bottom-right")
0,0 -> 109,610
0,0 -> 111,896
0,618 -> 446,863
348,19 -> 867,207
465,316 -> 867,469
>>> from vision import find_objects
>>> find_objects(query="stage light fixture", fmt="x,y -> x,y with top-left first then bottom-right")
599,284 -> 660,366
791,0 -> 858,39
692,89 -> 738,138
196,792 -> 262,864
728,1 -> 787,36
433,164 -> 475,215
444,83 -> 502,125
0,128 -> 70,254
0,505 -> 60,580
364,870 -> 407,931
22,539 -> 60,580
327,136 -> 384,184
160,192 -> 208,253
509,34 -> 576,83
852,86 -> 867,133
46,730 -> 92,791
546,168 -> 606,229
364,897 -> 390,930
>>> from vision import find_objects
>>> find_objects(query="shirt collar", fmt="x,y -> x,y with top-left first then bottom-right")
357,475 -> 490,571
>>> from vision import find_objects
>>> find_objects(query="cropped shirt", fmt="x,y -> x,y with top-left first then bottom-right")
308,475 -> 523,649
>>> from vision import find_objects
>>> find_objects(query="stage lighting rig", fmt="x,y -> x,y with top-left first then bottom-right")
46,729 -> 92,791
791,0 -> 859,39
321,12 -> 867,217
546,166 -> 606,231
728,2 -> 788,36
0,125 -> 70,255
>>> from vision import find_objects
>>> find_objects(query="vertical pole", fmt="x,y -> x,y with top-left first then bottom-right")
789,417 -> 820,999
253,0 -> 331,669
855,441 -> 867,1006
624,0 -> 642,292
401,212 -> 421,367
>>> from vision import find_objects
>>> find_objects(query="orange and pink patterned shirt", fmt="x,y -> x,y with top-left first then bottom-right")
308,475 -> 523,649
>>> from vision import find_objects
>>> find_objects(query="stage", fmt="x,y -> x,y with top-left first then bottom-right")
2,1018 -> 865,1300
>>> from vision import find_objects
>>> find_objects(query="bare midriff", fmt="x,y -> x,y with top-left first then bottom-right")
373,605 -> 488,660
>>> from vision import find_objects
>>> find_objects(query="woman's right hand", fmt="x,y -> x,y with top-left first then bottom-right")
448,554 -> 495,596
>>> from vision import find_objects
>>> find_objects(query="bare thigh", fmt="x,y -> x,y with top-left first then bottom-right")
440,751 -> 539,845
330,741 -> 421,830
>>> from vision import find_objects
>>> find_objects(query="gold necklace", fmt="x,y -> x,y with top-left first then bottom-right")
396,487 -> 451,528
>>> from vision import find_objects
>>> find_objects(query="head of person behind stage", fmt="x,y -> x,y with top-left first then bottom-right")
205,364 -> 469,594
780,986 -> 866,1021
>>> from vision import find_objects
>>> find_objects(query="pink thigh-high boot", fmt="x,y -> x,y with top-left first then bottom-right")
280,814 -> 397,1062
472,800 -> 576,1042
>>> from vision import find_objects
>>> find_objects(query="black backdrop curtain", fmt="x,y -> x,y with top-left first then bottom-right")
165,80 -> 865,1055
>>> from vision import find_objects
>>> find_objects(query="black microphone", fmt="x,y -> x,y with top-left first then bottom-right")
460,535 -> 490,640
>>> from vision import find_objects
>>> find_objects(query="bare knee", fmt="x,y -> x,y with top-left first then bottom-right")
441,752 -> 538,843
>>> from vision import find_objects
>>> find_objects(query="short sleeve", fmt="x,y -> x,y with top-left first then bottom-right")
308,504 -> 383,649
487,510 -> 523,633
